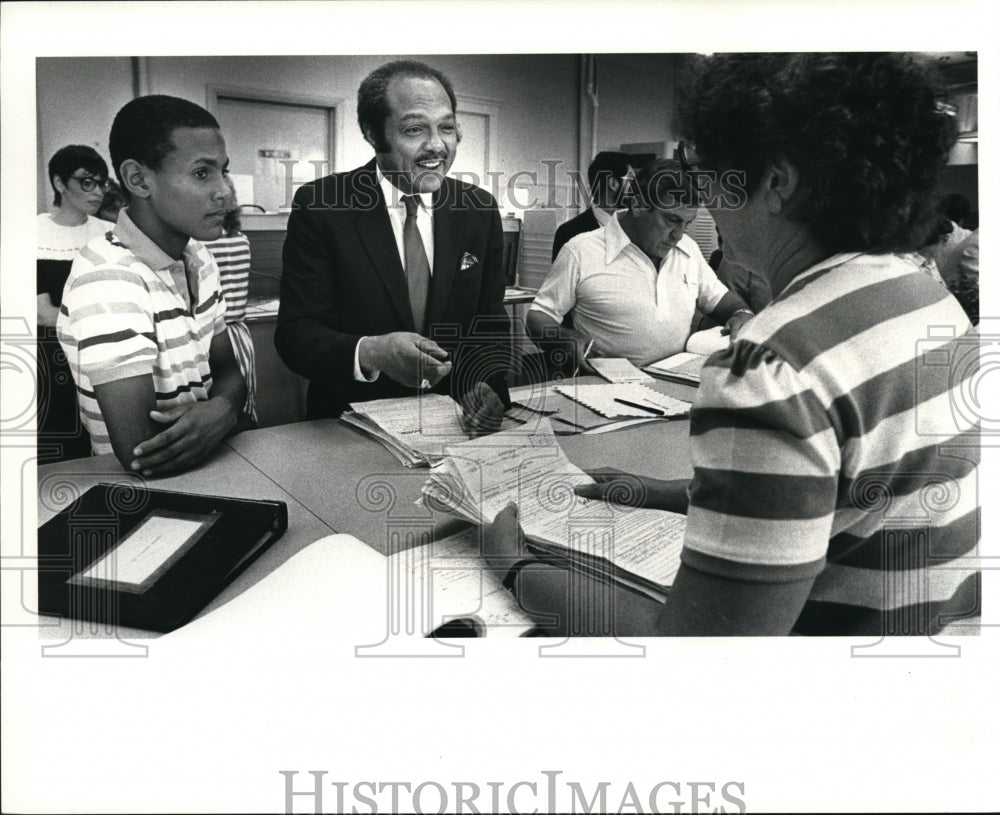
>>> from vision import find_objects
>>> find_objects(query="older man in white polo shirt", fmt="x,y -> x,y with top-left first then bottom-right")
527,158 -> 752,368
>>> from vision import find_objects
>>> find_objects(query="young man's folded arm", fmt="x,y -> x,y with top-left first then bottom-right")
94,332 -> 245,476
93,375 -> 160,471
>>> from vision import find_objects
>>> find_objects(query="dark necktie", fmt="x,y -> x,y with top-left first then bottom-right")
402,195 -> 430,333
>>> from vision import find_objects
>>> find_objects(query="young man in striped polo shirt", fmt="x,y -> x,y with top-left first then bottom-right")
58,95 -> 246,477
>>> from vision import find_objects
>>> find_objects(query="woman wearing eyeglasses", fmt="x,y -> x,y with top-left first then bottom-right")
37,144 -> 115,460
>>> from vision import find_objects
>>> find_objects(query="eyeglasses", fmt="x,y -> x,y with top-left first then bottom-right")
68,175 -> 111,193
675,140 -> 700,170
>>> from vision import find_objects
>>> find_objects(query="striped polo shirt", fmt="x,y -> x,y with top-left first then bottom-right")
57,209 -> 226,455
204,232 -> 251,323
205,231 -> 257,422
681,252 -> 980,635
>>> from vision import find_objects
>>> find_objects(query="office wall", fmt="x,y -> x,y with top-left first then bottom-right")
151,54 -> 587,212
594,53 -> 678,152
36,58 -> 134,213
35,53 -> 689,215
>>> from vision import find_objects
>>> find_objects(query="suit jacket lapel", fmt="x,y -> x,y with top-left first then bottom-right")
353,164 -> 414,331
427,180 -> 463,327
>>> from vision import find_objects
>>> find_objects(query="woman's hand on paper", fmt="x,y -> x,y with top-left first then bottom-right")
483,502 -> 529,570
574,468 -> 690,514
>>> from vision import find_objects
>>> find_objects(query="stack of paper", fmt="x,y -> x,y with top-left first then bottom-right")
643,352 -> 706,385
588,357 -> 654,385
685,326 -> 730,355
421,420 -> 685,602
507,384 -> 647,434
343,394 -> 522,467
644,326 -> 729,384
552,382 -> 691,419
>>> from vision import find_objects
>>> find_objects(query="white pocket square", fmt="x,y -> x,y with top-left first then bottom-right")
459,252 -> 478,271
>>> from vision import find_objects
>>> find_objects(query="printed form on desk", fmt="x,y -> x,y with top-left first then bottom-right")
421,419 -> 685,601
552,382 -> 691,419
588,357 -> 654,384
344,393 -> 523,467
388,527 -> 537,637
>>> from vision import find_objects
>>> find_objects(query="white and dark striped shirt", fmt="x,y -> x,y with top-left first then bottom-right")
57,209 -> 226,455
681,252 -> 980,635
205,232 -> 257,422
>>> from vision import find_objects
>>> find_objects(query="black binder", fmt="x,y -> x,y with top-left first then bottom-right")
38,483 -> 288,632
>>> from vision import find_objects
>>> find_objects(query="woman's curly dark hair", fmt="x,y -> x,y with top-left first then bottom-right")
680,52 -> 958,254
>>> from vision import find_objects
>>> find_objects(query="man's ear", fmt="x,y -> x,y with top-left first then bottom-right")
120,159 -> 151,199
361,125 -> 378,152
764,155 -> 800,215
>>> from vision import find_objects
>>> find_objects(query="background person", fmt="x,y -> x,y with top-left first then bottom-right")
205,200 -> 258,425
37,145 -> 115,461
552,150 -> 633,262
527,158 -> 753,369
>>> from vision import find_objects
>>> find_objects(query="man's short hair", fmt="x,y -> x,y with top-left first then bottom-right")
587,151 -> 632,202
109,95 -> 220,185
631,158 -> 698,210
48,145 -> 109,207
357,60 -> 458,153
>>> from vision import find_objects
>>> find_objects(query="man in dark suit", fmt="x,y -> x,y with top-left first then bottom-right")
276,60 -> 510,426
551,151 -> 633,261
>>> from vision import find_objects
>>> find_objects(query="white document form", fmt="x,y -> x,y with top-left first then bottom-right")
589,357 -> 654,384
423,420 -> 686,591
348,394 -> 526,464
388,528 -> 537,636
553,383 -> 691,418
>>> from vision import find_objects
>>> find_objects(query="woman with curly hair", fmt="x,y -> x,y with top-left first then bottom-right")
485,52 -> 980,636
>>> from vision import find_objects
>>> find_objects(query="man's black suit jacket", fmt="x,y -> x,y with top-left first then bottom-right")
276,160 -> 511,418
551,207 -> 600,261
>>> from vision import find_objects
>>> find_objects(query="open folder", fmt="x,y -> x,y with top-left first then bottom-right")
37,483 -> 287,632
643,326 -> 730,385
421,420 -> 684,603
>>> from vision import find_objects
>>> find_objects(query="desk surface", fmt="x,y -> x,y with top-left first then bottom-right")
35,444 -> 336,640
36,376 -> 697,634
226,376 -> 694,552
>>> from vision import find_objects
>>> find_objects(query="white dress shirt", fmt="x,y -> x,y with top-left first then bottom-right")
354,166 -> 438,382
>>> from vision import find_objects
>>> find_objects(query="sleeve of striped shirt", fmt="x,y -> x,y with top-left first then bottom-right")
681,341 -> 842,582
61,263 -> 158,387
